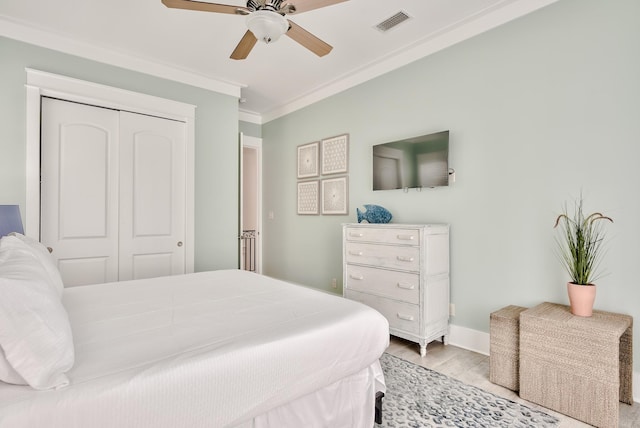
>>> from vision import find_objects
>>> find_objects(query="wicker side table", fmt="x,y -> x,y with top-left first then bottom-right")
519,302 -> 633,428
490,305 -> 527,391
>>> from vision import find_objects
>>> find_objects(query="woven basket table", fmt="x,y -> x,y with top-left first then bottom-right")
519,302 -> 633,428
490,305 -> 527,391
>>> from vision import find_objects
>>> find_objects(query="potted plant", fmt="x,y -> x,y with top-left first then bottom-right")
554,195 -> 613,316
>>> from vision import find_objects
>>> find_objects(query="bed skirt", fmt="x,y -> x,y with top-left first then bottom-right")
232,360 -> 384,428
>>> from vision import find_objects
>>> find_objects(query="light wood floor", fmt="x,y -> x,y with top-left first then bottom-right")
385,336 -> 640,428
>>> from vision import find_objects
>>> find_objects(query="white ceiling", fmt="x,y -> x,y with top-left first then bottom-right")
0,0 -> 556,122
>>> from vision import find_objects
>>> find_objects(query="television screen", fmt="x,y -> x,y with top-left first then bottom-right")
373,130 -> 449,191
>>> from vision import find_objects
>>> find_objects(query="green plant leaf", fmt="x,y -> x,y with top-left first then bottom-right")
553,195 -> 613,285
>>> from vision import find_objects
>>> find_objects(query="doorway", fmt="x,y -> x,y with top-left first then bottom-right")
240,135 -> 262,273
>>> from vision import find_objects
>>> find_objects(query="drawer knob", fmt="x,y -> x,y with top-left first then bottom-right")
397,282 -> 415,290
396,256 -> 414,262
397,234 -> 415,241
349,274 -> 364,280
349,250 -> 363,256
349,232 -> 364,238
397,313 -> 414,321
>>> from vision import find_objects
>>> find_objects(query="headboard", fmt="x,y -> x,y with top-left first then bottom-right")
0,205 -> 25,237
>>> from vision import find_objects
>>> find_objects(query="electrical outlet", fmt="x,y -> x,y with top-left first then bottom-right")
450,303 -> 456,317
331,278 -> 337,289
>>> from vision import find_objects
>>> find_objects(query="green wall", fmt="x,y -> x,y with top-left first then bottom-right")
240,120 -> 262,138
262,0 -> 640,366
0,37 -> 240,271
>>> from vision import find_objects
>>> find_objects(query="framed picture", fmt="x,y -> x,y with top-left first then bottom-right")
297,180 -> 319,215
321,176 -> 348,215
321,134 -> 349,175
297,142 -> 319,179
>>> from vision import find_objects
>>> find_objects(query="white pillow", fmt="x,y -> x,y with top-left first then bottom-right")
0,237 -> 75,390
7,233 -> 64,296
0,346 -> 26,385
0,235 -> 63,386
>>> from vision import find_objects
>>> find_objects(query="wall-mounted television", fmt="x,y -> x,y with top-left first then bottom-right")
372,130 -> 449,191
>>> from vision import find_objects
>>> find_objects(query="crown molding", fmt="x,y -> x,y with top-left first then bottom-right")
239,109 -> 263,125
1,0 -> 558,124
0,15 -> 243,99
261,0 -> 558,123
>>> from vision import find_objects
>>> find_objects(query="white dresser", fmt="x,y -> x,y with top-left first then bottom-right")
342,223 -> 450,356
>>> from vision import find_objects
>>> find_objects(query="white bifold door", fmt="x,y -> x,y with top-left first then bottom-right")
40,97 -> 186,287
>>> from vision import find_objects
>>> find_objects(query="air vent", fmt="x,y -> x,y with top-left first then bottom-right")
375,11 -> 411,33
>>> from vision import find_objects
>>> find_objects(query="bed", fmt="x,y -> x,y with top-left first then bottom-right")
0,234 -> 389,427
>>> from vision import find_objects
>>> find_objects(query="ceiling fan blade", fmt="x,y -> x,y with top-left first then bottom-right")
284,0 -> 348,14
285,20 -> 332,57
230,30 -> 258,60
161,0 -> 247,15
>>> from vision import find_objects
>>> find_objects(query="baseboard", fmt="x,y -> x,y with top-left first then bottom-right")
448,323 -> 639,403
448,324 -> 490,356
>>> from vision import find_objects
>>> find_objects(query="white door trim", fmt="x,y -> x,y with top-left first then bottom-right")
238,132 -> 244,269
25,68 -> 196,273
242,135 -> 263,274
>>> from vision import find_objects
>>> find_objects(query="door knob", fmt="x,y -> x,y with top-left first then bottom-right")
177,241 -> 183,247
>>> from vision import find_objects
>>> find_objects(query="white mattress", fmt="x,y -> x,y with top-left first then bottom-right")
0,270 -> 389,427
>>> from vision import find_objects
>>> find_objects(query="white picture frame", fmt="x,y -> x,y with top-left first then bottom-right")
297,142 -> 319,179
321,176 -> 348,215
297,180 -> 319,215
321,134 -> 349,175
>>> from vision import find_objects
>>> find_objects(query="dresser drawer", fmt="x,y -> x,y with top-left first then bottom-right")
345,227 -> 420,246
345,242 -> 420,272
343,223 -> 450,356
345,290 -> 420,335
345,265 -> 419,304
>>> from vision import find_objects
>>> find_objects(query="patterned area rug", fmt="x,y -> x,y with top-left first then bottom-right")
377,353 -> 559,427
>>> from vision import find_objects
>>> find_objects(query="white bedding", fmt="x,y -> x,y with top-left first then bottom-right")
0,270 -> 389,427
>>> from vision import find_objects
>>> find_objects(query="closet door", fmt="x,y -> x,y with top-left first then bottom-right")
41,99 -> 186,286
118,112 -> 186,281
40,98 -> 120,286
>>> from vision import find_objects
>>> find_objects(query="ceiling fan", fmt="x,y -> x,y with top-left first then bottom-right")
161,0 -> 349,60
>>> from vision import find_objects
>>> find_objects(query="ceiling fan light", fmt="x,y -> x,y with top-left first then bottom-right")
246,10 -> 288,44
